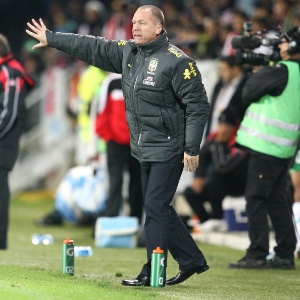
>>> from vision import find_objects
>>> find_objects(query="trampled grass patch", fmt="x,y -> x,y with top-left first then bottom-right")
0,193 -> 299,299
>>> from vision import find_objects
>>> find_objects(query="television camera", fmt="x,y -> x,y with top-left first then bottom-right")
231,22 -> 300,65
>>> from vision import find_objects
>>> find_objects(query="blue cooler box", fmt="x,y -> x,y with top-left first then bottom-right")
94,216 -> 139,248
223,196 -> 248,231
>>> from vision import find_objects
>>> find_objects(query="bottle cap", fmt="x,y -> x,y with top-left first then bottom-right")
153,247 -> 164,253
63,238 -> 74,244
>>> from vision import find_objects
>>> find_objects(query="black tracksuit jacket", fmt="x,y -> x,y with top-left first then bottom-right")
0,54 -> 35,170
46,29 -> 210,162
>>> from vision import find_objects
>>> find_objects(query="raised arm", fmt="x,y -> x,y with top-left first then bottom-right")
26,18 -> 48,49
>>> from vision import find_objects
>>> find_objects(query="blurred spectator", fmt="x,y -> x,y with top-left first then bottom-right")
235,0 -> 256,17
75,65 -> 107,165
160,2 -> 180,42
206,56 -> 248,136
221,9 -> 249,56
51,7 -> 78,33
271,0 -> 295,31
101,1 -> 132,40
19,39 -> 44,82
194,17 -> 224,60
251,16 -> 272,33
95,73 -> 143,222
183,56 -> 249,231
66,0 -> 85,27
0,33 -> 35,249
291,11 -> 300,28
77,0 -> 107,36
252,2 -> 272,19
175,24 -> 200,58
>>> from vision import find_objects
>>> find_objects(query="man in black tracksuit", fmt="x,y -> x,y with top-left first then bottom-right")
0,34 -> 35,249
26,5 -> 211,285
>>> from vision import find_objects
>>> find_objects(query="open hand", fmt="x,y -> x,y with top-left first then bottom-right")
26,18 -> 48,49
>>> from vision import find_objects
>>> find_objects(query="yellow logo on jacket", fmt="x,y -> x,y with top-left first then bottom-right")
183,69 -> 191,79
117,40 -> 127,46
168,47 -> 182,57
183,62 -> 197,80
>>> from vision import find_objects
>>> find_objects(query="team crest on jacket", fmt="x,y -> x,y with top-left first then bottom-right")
148,58 -> 159,73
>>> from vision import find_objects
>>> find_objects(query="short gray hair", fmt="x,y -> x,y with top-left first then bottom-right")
139,5 -> 165,26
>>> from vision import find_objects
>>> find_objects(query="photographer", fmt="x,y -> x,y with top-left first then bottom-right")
228,28 -> 300,270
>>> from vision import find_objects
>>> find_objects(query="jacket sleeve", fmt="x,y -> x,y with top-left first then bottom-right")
0,67 -> 21,139
171,57 -> 210,155
242,64 -> 287,106
46,30 -> 124,74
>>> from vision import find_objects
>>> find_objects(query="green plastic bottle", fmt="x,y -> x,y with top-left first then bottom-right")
150,247 -> 165,287
62,238 -> 74,275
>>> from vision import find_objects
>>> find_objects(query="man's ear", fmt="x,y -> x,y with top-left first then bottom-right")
156,25 -> 163,35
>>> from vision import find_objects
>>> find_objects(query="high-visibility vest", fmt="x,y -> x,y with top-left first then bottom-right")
236,61 -> 300,159
77,66 -> 107,142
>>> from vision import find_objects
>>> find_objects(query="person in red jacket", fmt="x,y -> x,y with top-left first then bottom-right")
0,33 -> 35,249
95,73 -> 143,222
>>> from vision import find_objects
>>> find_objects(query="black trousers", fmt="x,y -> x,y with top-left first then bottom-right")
0,168 -> 9,249
245,153 -> 296,260
184,157 -> 248,221
139,155 -> 207,277
104,141 -> 143,222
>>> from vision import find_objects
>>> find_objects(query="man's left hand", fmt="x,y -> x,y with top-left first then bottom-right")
183,152 -> 199,172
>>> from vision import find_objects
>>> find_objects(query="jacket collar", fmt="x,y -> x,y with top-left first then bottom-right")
136,29 -> 169,56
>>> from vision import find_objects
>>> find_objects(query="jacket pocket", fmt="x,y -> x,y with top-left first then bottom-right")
160,109 -> 173,137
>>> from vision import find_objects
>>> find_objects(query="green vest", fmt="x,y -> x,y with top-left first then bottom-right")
236,61 -> 300,159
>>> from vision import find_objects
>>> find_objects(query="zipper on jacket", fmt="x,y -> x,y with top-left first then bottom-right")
133,52 -> 143,152
134,74 -> 139,90
134,74 -> 141,148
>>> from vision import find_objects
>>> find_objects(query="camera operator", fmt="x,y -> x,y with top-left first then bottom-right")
228,27 -> 300,270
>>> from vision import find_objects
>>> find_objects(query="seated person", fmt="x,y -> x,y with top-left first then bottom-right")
183,120 -> 248,231
183,55 -> 250,232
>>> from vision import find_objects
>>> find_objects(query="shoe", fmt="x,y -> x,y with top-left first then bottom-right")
197,219 -> 227,232
228,256 -> 268,269
268,255 -> 295,270
187,215 -> 200,227
34,210 -> 62,226
121,275 -> 150,286
166,263 -> 209,285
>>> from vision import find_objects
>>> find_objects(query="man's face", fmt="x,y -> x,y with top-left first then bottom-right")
219,61 -> 235,83
278,40 -> 290,60
132,8 -> 162,45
